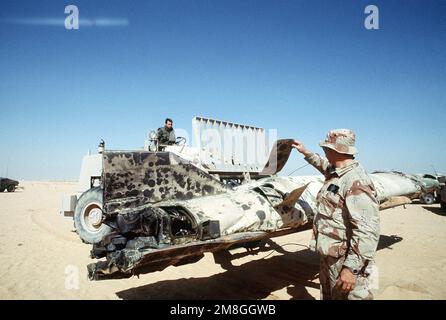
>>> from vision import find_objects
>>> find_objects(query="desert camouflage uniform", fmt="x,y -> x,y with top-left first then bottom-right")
305,130 -> 380,300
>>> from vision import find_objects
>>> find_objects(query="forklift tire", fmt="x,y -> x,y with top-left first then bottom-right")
74,187 -> 112,244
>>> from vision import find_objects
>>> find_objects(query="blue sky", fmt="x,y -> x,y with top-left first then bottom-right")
0,0 -> 445,180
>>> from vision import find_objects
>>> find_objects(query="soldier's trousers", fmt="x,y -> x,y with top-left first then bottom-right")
319,255 -> 374,300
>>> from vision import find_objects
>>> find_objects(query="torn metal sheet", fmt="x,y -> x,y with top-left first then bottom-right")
259,139 -> 294,175
276,183 -> 310,209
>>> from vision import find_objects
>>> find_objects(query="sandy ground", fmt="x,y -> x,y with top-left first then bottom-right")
1,181 -> 445,300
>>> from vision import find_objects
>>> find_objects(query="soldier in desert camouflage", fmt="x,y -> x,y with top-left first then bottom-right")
291,129 -> 380,300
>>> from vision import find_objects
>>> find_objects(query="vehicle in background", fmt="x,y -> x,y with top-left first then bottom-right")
413,174 -> 441,205
0,177 -> 19,192
438,176 -> 446,212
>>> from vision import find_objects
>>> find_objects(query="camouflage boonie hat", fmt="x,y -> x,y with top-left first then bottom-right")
319,129 -> 357,155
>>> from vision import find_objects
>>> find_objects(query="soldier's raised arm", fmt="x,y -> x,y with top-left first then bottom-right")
292,140 -> 331,175
342,180 -> 380,274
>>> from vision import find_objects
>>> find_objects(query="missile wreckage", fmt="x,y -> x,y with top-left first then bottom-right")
60,117 -> 440,280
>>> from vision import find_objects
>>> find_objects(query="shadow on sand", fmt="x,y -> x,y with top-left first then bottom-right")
115,234 -> 402,300
422,205 -> 446,216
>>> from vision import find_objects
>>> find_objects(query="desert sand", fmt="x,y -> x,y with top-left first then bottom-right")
1,181 -> 445,300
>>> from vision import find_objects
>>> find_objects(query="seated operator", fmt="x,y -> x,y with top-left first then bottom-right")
157,118 -> 176,149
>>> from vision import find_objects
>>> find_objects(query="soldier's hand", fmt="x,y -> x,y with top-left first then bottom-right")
291,140 -> 311,156
336,268 -> 357,294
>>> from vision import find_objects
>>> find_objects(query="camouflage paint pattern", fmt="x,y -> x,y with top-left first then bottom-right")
103,151 -> 228,214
